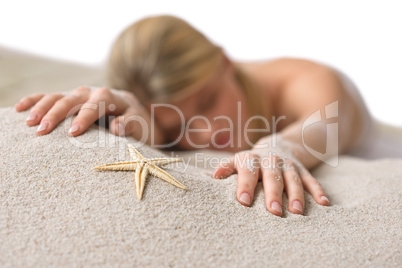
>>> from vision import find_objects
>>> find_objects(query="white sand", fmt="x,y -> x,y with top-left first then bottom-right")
0,107 -> 401,267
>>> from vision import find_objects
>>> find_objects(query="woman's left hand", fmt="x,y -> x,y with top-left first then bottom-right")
212,136 -> 329,217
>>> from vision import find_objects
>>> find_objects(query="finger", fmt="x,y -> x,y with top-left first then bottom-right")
282,159 -> 305,214
27,94 -> 65,131
261,155 -> 284,217
37,93 -> 89,136
68,88 -> 116,137
300,168 -> 329,206
212,157 -> 236,179
109,107 -> 149,138
235,153 -> 260,207
15,93 -> 45,112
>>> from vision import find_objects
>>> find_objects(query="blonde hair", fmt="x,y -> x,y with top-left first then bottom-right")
107,15 -> 267,145
107,15 -> 222,103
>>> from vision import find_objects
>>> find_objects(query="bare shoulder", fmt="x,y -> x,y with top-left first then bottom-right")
265,57 -> 326,69
239,57 -> 350,122
238,57 -> 336,92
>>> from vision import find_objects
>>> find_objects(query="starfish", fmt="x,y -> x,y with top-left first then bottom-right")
93,144 -> 187,200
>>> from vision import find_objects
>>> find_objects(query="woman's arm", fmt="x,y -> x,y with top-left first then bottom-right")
15,86 -> 166,145
213,64 -> 363,216
276,65 -> 363,168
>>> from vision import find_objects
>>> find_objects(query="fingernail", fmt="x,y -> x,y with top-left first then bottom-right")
271,201 -> 282,213
116,123 -> 125,136
26,112 -> 38,121
213,168 -> 232,179
239,193 -> 251,206
292,200 -> 303,212
37,121 -> 49,132
223,169 -> 233,177
321,196 -> 329,202
68,124 -> 80,134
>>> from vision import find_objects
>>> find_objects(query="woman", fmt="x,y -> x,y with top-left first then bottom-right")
14,15 -> 371,217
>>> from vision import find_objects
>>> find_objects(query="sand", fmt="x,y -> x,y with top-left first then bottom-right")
0,107 -> 401,267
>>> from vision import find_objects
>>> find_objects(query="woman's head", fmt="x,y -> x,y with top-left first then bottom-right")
107,15 -> 267,151
107,15 -> 223,104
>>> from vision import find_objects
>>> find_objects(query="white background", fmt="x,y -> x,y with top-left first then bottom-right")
1,0 -> 401,126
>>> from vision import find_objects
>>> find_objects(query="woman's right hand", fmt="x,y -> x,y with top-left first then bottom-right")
15,86 -> 164,145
